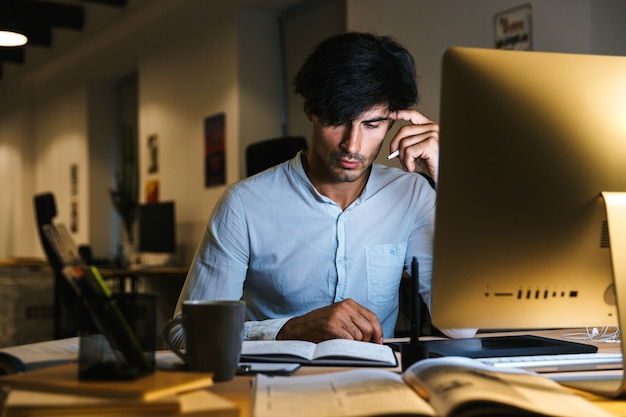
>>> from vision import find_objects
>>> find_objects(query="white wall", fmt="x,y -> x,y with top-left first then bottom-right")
136,2 -> 241,263
590,0 -> 626,55
0,99 -> 36,257
86,78 -> 118,257
32,82 -> 89,245
1,0 -> 625,266
238,9 -> 286,179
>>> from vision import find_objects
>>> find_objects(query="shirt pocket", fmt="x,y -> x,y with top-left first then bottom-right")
365,242 -> 407,305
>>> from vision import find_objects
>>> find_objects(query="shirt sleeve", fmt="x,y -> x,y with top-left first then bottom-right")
166,317 -> 291,349
173,190 -> 247,309
174,190 -> 247,308
173,187 -> 292,341
245,318 -> 291,340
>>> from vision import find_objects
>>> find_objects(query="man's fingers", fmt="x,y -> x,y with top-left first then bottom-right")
387,109 -> 439,180
327,299 -> 382,342
390,109 -> 433,125
388,110 -> 438,153
347,301 -> 384,343
277,299 -> 383,343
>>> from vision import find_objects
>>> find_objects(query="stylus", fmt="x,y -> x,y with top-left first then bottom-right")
410,257 -> 420,343
386,149 -> 399,160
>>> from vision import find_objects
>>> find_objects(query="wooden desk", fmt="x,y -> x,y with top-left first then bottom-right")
206,329 -> 626,417
99,266 -> 188,293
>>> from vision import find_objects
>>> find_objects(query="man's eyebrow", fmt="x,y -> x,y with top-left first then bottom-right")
362,117 -> 390,123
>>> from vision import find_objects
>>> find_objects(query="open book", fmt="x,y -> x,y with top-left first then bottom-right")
240,339 -> 398,367
252,356 -> 614,417
0,338 -> 198,375
0,338 -> 79,375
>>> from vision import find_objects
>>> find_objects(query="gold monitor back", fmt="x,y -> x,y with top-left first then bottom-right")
432,47 -> 626,330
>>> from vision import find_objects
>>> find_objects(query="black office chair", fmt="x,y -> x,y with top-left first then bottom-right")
245,136 -> 307,177
34,192 -> 80,339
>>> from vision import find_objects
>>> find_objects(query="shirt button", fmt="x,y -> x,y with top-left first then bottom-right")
390,248 -> 397,255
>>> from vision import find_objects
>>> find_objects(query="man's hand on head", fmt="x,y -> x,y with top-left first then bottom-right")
276,299 -> 384,344
388,110 -> 439,182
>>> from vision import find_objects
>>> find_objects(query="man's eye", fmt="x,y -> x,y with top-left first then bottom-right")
364,123 -> 380,129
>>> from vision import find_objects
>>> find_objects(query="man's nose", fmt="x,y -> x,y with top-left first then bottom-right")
341,126 -> 361,154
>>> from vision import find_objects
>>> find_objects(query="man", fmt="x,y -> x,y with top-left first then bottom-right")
174,32 -> 472,345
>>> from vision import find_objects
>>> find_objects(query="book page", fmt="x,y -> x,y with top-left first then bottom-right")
0,338 -> 79,374
403,357 -> 614,417
252,369 -> 435,417
241,340 -> 317,361
312,339 -> 396,364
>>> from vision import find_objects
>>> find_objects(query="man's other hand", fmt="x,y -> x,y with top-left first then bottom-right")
276,299 -> 383,344
388,110 -> 439,182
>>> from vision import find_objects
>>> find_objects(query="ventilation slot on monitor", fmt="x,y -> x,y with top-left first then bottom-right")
483,288 -> 580,299
600,220 -> 610,248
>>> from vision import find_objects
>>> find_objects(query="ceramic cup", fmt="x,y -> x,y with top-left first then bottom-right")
162,300 -> 245,381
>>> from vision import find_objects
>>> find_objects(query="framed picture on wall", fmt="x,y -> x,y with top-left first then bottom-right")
204,113 -> 226,187
70,163 -> 78,196
69,163 -> 79,233
147,133 -> 159,174
494,3 -> 532,50
145,179 -> 160,203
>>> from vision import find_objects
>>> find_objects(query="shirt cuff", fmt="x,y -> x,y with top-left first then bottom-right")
244,318 -> 291,340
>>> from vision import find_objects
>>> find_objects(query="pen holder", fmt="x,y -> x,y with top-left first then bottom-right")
78,292 -> 157,380
398,341 -> 430,371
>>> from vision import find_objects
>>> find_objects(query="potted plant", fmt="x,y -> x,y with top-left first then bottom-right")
109,125 -> 138,263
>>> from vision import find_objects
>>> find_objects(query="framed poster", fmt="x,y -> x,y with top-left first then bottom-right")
70,164 -> 79,232
147,133 -> 159,174
494,3 -> 532,50
145,179 -> 160,203
204,113 -> 226,187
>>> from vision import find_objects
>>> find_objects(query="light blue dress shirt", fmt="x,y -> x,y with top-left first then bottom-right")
175,151 -> 437,340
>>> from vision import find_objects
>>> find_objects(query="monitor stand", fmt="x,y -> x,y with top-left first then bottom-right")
558,192 -> 626,398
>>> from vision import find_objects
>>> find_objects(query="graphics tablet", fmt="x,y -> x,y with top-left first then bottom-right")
423,335 -> 597,358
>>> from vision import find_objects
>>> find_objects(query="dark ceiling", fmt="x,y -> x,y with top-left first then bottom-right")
0,0 -> 128,80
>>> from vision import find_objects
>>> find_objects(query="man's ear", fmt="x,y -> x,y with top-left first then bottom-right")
305,111 -> 313,122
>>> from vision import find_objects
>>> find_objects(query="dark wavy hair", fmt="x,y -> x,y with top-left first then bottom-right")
294,32 -> 418,126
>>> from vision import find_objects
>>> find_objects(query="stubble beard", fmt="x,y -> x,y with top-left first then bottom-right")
328,151 -> 369,183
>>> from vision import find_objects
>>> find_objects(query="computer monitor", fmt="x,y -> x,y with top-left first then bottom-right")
431,47 -> 626,332
138,201 -> 176,254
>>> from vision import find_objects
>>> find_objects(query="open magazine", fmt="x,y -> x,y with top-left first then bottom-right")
252,356 -> 614,417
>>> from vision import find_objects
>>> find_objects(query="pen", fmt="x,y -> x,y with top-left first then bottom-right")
410,257 -> 420,344
386,149 -> 399,160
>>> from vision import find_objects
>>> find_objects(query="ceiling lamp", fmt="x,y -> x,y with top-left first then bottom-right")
0,30 -> 28,47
